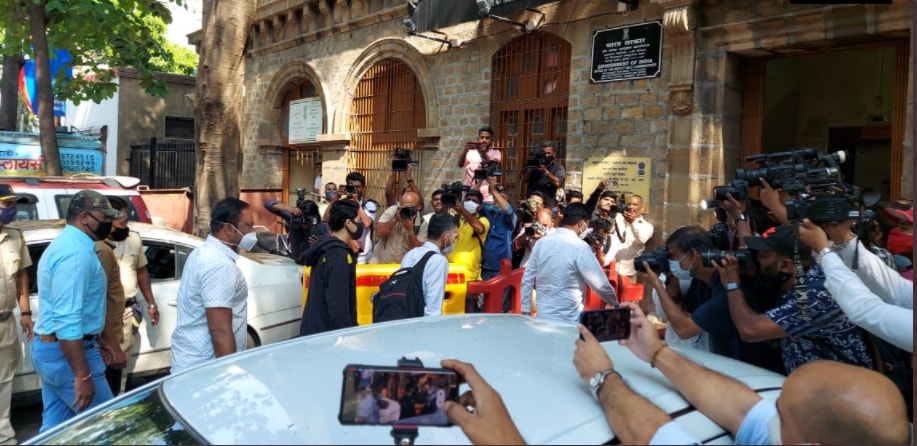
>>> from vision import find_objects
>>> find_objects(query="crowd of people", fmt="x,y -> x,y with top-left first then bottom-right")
2,121 -> 913,445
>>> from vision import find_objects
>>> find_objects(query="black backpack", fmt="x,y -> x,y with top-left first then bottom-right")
372,251 -> 437,323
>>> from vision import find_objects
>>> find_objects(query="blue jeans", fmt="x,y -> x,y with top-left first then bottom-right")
30,339 -> 114,432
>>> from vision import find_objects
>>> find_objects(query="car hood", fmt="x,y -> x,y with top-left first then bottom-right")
162,315 -> 784,445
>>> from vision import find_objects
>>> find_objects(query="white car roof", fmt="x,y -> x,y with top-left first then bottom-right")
161,315 -> 785,445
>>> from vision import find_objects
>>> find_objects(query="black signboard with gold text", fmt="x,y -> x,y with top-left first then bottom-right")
590,22 -> 663,83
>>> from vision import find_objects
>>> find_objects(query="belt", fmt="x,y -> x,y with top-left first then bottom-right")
125,298 -> 137,308
37,333 -> 100,343
0,311 -> 10,322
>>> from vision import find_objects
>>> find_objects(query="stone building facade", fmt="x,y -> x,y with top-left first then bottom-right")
237,0 -> 912,241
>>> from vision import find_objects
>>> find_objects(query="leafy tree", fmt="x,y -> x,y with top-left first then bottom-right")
0,0 -> 184,174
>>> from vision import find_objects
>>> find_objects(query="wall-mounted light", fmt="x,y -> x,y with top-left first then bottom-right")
403,17 -> 461,48
476,0 -> 539,33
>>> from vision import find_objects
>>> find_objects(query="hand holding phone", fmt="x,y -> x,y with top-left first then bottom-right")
339,364 -> 460,427
579,307 -> 632,342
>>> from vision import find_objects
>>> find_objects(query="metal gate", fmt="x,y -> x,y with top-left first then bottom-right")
491,32 -> 571,201
129,139 -> 196,189
348,58 -> 426,204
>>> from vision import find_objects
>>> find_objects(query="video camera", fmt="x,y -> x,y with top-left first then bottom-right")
474,159 -> 503,181
635,247 -> 670,273
441,181 -> 470,207
785,192 -> 860,223
526,151 -> 548,169
709,208 -> 730,250
735,149 -> 846,191
392,148 -> 418,172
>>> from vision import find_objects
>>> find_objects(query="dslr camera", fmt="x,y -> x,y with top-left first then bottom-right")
391,148 -> 418,172
441,181 -> 470,207
518,198 -> 540,223
635,247 -> 670,273
583,231 -> 604,247
474,159 -> 503,181
700,250 -> 756,269
609,192 -> 627,216
291,188 -> 318,232
523,221 -> 547,237
399,205 -> 418,220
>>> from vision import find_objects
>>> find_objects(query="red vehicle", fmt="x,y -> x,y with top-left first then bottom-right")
0,175 -> 153,223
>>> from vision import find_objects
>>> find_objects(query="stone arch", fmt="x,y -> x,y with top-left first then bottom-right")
259,60 -> 329,144
331,38 -> 437,134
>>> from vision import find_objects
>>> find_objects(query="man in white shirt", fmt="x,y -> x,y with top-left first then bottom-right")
614,194 -> 654,310
171,198 -> 253,374
521,203 -> 617,323
399,213 -> 456,316
798,219 -> 913,352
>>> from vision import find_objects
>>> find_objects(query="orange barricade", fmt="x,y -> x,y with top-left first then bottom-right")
467,258 -> 525,314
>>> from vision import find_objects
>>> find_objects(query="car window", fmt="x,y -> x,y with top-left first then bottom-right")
144,242 -> 178,281
37,387 -> 202,445
15,194 -> 40,221
55,194 -> 141,221
26,242 -> 49,294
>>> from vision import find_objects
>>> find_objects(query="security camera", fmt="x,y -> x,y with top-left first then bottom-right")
476,0 -> 491,16
402,17 -> 417,34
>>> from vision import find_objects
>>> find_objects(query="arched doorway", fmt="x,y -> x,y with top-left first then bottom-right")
491,32 -> 572,202
348,58 -> 426,204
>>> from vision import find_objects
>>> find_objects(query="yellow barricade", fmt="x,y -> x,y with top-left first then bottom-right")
302,263 -> 470,325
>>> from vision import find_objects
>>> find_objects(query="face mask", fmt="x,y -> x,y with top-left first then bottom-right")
579,225 -> 590,239
348,221 -> 365,240
238,232 -> 258,251
0,206 -> 16,224
669,260 -> 692,281
110,226 -> 130,242
85,212 -> 113,241
544,155 -> 554,164
325,191 -> 336,201
463,200 -> 479,214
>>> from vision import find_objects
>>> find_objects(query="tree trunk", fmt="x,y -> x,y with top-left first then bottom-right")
192,0 -> 254,236
27,0 -> 62,176
0,54 -> 25,131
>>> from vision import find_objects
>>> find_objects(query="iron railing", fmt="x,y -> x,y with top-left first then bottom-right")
129,138 -> 196,189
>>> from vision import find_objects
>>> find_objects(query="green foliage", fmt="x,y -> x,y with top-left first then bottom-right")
0,0 -> 194,104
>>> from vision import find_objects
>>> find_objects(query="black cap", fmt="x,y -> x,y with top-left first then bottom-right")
0,184 -> 28,204
744,224 -> 810,257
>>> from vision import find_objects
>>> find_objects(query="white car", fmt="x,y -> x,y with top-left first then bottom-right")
24,315 -> 786,445
11,220 -> 304,403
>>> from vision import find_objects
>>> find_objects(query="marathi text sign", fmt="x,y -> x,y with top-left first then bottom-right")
582,156 -> 652,204
289,97 -> 323,144
591,22 -> 663,83
0,131 -> 104,176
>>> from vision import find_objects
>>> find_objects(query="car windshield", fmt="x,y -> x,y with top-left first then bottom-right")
54,194 -> 141,221
37,386 -> 201,445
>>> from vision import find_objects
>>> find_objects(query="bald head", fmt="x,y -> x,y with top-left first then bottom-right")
400,191 -> 420,208
779,361 -> 909,445
536,208 -> 554,227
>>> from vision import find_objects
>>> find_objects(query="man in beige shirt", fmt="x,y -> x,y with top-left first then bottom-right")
107,197 -> 158,395
0,185 -> 31,446
370,190 -> 423,264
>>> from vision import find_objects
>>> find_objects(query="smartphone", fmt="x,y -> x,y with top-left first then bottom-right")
579,308 -> 632,342
339,364 -> 461,427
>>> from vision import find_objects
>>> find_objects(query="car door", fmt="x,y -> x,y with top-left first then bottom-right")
131,238 -> 194,376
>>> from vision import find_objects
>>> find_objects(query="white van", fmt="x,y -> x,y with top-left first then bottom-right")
0,175 -> 153,223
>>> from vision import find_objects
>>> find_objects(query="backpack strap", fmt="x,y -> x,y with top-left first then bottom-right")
415,250 -> 437,271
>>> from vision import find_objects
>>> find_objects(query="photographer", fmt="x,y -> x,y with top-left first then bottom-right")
370,190 -> 423,264
711,225 -> 874,373
318,182 -> 337,217
513,207 -> 554,268
521,141 -> 565,209
264,195 -> 327,264
459,126 -> 501,203
384,163 -> 422,209
322,172 -> 378,263
590,191 -> 618,225
476,179 -> 517,282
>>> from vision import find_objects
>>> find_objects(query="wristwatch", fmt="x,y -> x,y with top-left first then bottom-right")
726,282 -> 740,292
733,214 -> 747,224
589,368 -> 620,399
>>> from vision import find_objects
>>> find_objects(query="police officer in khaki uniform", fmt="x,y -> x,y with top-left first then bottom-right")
0,185 -> 32,445
106,197 -> 158,395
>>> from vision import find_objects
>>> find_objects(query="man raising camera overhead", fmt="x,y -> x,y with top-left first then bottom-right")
458,126 -> 501,203
522,140 -> 565,209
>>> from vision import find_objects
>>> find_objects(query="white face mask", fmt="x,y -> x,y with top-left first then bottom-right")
442,234 -> 457,255
668,253 -> 692,280
463,200 -> 479,214
230,224 -> 258,251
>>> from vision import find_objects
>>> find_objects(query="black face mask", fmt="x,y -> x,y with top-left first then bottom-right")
348,221 -> 365,240
544,155 -> 554,164
110,226 -> 130,242
85,213 -> 113,241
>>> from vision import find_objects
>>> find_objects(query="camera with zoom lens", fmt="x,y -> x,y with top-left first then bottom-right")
785,194 -> 859,223
526,151 -> 547,169
583,231 -> 604,247
291,188 -> 318,232
518,198 -> 540,223
635,247 -> 670,273
700,250 -> 756,270
523,222 -> 547,237
608,193 -> 627,215
399,205 -> 418,220
392,148 -> 418,172
474,159 -> 503,180
441,181 -> 470,207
